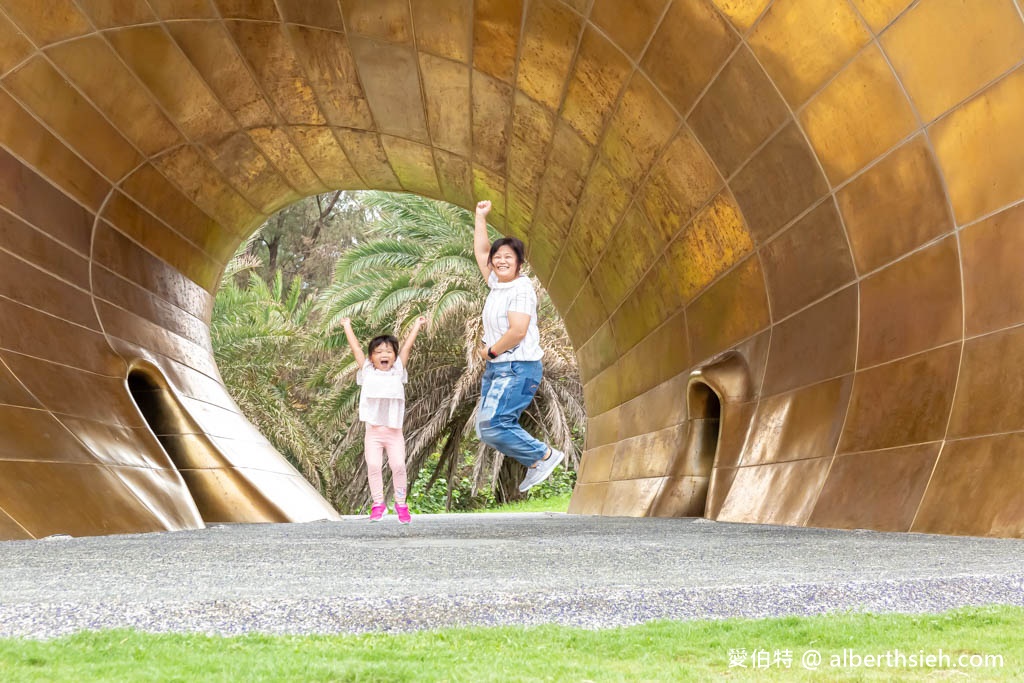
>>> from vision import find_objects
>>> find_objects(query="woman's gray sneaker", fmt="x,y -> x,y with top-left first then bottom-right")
518,448 -> 565,492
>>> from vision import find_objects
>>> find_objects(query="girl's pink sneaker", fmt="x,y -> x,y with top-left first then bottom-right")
395,504 -> 411,524
369,504 -> 387,522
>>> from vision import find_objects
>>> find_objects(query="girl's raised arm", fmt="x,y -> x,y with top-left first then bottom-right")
399,316 -> 427,366
473,200 -> 492,282
339,318 -> 366,368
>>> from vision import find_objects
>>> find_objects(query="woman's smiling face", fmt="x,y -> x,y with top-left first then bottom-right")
491,245 -> 520,281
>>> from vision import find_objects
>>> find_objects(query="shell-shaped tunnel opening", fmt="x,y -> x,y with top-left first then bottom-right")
0,0 -> 1022,538
646,378 -> 722,519
126,365 -> 295,524
684,381 -> 721,517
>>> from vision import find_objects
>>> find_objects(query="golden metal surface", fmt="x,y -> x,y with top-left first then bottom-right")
1,1 -> 1023,539
742,378 -> 852,466
765,203 -> 854,320
947,326 -> 1024,440
610,425 -> 687,481
590,0 -> 668,59
591,205 -> 661,312
151,146 -> 262,232
569,159 -> 631,271
0,90 -> 109,210
601,477 -> 665,517
806,443 -> 939,532
4,57 -> 142,182
565,481 -> 610,515
420,53 -> 471,156
286,26 -> 375,130
717,457 -> 831,526
617,309 -> 691,401
638,128 -> 721,245
412,0 -> 472,63
749,0 -> 871,107
277,0 -> 345,30
799,44 -> 918,185
563,277 -> 610,350
605,256 -> 670,352
0,0 -> 91,46
881,0 -> 1024,123
576,321 -> 616,383
76,0 -> 154,28
836,135 -> 953,274
341,0 -> 412,44
686,255 -> 770,364
641,0 -> 737,115
165,22 -> 273,131
509,93 -> 555,195
46,36 -> 183,157
599,72 -> 679,192
710,0 -> 770,33
930,65 -> 1024,225
562,27 -> 632,146
960,203 -> 1024,336
666,190 -> 752,304
687,46 -> 790,177
857,236 -> 961,367
149,0 -> 214,20
617,374 -> 691,442
473,0 -> 522,83
849,0 -> 912,33
433,147 -> 474,206
839,344 -> 960,454
335,130 -> 402,191
471,70 -> 512,174
729,121 -> 829,244
381,135 -> 443,198
0,11 -> 33,73
911,435 -> 1024,537
515,0 -> 583,110
760,286 -> 858,396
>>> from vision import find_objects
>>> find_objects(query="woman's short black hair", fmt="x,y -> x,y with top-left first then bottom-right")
488,237 -> 526,274
368,335 -> 399,355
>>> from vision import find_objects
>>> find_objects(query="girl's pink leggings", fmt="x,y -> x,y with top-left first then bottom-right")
364,424 -> 408,505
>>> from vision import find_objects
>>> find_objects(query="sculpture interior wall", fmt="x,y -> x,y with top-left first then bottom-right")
0,0 -> 1022,538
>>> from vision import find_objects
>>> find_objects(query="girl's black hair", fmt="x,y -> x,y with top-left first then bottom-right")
488,237 -> 526,275
367,335 -> 399,355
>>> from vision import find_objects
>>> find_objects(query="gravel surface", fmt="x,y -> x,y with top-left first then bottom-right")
0,513 -> 1021,638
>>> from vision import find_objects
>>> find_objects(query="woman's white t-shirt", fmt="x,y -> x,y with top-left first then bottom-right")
356,357 -> 407,428
483,272 -> 544,362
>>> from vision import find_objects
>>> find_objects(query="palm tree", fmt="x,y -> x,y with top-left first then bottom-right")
315,192 -> 585,510
211,236 -> 335,497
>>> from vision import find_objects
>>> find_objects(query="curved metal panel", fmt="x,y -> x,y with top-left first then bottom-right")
0,0 -> 1021,538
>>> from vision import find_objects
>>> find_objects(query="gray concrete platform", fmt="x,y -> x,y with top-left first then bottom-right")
0,513 -> 1021,638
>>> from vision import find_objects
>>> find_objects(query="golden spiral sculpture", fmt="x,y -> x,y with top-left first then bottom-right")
0,0 -> 1022,539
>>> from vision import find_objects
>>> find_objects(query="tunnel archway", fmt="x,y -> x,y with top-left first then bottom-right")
643,379 -> 721,519
0,0 -> 1022,538
684,381 -> 721,517
127,364 -> 305,523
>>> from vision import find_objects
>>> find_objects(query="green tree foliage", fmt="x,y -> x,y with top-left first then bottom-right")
212,191 -> 584,514
249,191 -> 376,290
314,192 -> 585,511
211,236 -> 335,498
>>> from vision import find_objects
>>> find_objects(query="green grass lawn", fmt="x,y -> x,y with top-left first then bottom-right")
473,493 -> 571,513
0,606 -> 1019,682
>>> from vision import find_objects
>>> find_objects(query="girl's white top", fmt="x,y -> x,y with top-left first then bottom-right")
356,357 -> 407,428
482,271 -> 544,362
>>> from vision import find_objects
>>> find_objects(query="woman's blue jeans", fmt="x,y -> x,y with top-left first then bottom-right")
475,360 -> 549,467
